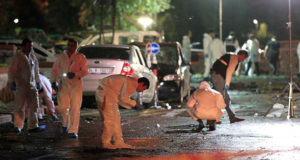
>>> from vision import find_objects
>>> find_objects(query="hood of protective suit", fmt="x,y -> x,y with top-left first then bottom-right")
199,81 -> 211,90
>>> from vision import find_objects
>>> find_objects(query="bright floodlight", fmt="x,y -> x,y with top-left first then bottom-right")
14,18 -> 19,24
138,17 -> 153,30
253,19 -> 258,25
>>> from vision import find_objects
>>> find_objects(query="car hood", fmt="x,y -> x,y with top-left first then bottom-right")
157,64 -> 178,80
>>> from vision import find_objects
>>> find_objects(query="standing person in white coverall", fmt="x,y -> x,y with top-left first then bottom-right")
209,34 -> 225,66
187,81 -> 226,131
242,33 -> 260,76
203,30 -> 215,80
182,30 -> 192,64
95,75 -> 150,149
25,74 -> 58,121
224,31 -> 240,54
37,74 -> 58,120
297,42 -> 300,76
8,38 -> 45,133
51,39 -> 88,138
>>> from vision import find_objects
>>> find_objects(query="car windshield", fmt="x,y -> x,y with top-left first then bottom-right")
79,47 -> 130,60
141,46 -> 178,66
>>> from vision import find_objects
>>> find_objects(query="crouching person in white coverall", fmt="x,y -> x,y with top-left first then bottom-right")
8,38 -> 45,133
187,81 -> 226,131
37,74 -> 58,121
51,39 -> 88,138
95,75 -> 150,149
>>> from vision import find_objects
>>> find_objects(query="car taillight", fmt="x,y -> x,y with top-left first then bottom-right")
120,62 -> 133,76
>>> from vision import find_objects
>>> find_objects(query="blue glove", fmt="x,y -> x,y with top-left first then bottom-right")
224,85 -> 230,90
10,82 -> 16,91
67,72 -> 75,79
51,82 -> 58,92
36,82 -> 43,93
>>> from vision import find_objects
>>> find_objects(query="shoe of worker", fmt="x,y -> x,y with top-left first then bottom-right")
28,125 -> 46,133
101,143 -> 117,149
230,117 -> 245,123
68,133 -> 78,138
115,143 -> 133,149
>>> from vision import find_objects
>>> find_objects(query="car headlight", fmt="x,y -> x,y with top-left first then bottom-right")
163,74 -> 178,81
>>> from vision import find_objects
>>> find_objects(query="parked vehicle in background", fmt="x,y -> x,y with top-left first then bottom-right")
131,42 -> 191,103
77,44 -> 158,107
78,31 -> 163,47
0,39 -> 57,78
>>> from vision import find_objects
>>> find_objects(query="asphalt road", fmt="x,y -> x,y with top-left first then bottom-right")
2,74 -> 300,159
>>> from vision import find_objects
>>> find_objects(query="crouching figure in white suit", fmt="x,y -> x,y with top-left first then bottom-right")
187,81 -> 226,131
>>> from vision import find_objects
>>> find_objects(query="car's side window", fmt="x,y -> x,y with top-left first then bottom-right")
135,49 -> 145,66
131,49 -> 140,65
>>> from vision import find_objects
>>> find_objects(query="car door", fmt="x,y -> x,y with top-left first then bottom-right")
177,43 -> 191,98
130,46 -> 157,104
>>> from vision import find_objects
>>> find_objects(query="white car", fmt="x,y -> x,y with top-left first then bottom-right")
78,44 -> 158,107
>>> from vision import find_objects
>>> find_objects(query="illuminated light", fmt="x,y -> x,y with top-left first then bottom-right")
62,73 -> 67,77
138,17 -> 153,30
14,18 -> 19,24
253,19 -> 258,25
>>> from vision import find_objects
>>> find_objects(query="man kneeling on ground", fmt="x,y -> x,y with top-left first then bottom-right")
187,81 -> 226,131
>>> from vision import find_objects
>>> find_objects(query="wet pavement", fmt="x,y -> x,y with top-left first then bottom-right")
2,75 -> 300,159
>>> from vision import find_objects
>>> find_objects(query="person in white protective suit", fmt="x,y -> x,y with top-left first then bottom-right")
51,39 -> 88,138
297,42 -> 300,76
209,34 -> 226,66
8,38 -> 45,133
224,31 -> 240,54
25,74 -> 58,121
203,30 -> 215,80
37,74 -> 58,120
182,30 -> 192,64
242,33 -> 260,76
95,75 -> 150,149
187,81 -> 226,131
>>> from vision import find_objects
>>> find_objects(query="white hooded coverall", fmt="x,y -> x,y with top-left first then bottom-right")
182,35 -> 192,63
242,38 -> 260,76
95,75 -> 138,147
51,51 -> 88,134
209,38 -> 225,65
38,74 -> 56,119
203,33 -> 213,78
8,51 -> 41,130
187,81 -> 226,122
297,42 -> 300,74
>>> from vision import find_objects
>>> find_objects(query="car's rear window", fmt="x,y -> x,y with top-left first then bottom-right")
139,46 -> 178,66
79,47 -> 130,60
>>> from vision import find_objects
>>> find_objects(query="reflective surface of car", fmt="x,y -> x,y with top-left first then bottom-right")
78,44 -> 158,106
131,42 -> 191,103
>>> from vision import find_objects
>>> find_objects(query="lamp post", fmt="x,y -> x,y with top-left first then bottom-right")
138,17 -> 153,31
219,0 -> 222,40
265,0 -> 296,119
287,0 -> 294,119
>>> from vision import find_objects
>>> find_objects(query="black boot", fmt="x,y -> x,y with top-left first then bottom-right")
196,119 -> 205,131
207,120 -> 216,131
